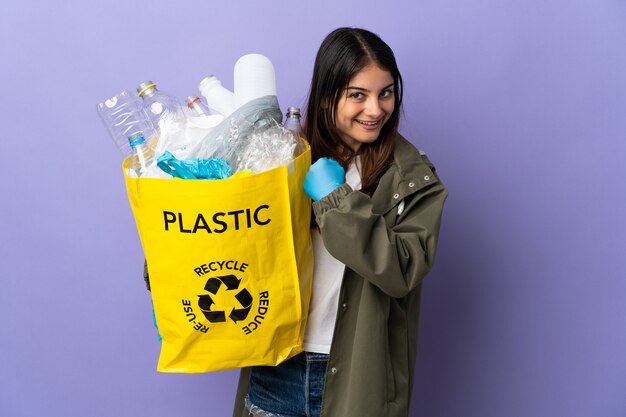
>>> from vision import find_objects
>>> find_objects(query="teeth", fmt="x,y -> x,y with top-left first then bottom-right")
358,120 -> 379,126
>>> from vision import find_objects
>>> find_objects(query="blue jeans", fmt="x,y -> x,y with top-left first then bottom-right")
245,352 -> 329,417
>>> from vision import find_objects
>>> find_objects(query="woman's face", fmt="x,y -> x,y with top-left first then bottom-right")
333,63 -> 395,152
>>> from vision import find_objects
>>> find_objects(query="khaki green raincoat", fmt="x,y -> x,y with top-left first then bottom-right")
233,134 -> 448,417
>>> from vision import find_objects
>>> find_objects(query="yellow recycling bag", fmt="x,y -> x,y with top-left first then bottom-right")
124,145 -> 313,373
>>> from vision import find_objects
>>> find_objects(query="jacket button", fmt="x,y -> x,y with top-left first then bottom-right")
393,193 -> 399,199
330,367 -> 338,374
424,175 -> 430,181
408,182 -> 415,188
342,303 -> 348,309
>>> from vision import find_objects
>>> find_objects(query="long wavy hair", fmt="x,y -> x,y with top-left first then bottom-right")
304,27 -> 403,196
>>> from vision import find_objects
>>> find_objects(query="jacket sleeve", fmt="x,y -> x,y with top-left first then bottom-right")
312,176 -> 447,298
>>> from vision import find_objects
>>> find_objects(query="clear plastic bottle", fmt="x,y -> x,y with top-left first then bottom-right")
284,107 -> 305,156
137,81 -> 182,132
127,133 -> 155,177
185,96 -> 212,117
97,90 -> 156,156
184,94 -> 224,130
284,107 -> 303,135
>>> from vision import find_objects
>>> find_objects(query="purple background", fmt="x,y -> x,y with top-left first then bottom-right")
1,1 -> 625,416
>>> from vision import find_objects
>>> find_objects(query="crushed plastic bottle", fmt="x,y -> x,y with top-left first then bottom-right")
97,90 -> 156,156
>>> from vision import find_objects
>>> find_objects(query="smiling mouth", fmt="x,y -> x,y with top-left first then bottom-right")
356,119 -> 382,127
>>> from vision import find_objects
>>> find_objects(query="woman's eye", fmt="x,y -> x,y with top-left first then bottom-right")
349,92 -> 364,100
380,89 -> 394,98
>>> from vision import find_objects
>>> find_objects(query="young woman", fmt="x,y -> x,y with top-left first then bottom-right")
233,27 -> 447,417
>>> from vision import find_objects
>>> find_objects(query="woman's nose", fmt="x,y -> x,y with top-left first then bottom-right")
364,98 -> 383,117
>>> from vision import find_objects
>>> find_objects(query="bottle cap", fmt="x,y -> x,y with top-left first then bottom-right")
186,96 -> 201,108
137,81 -> 157,98
286,107 -> 301,117
198,75 -> 219,90
128,133 -> 146,146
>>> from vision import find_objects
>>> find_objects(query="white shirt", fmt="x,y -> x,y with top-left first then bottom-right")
303,158 -> 362,354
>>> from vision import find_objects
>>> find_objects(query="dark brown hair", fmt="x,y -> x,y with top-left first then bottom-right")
304,27 -> 403,195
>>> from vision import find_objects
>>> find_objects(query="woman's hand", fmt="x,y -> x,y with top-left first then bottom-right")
304,157 -> 346,201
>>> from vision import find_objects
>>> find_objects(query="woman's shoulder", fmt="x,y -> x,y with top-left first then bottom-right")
392,133 -> 438,172
370,132 -> 445,213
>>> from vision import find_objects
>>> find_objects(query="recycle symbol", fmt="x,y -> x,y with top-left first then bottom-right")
197,274 -> 253,323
